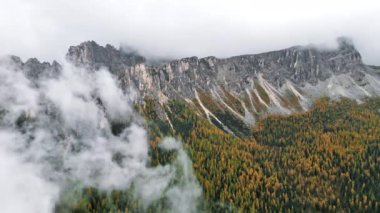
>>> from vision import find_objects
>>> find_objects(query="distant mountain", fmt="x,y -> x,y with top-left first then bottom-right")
3,37 -> 380,136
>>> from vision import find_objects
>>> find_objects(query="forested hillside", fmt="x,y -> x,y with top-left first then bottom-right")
60,97 -> 380,212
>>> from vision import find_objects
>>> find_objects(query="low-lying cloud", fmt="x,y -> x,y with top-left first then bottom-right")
0,59 -> 202,212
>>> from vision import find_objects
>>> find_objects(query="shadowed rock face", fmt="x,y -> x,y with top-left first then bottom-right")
0,55 -> 61,80
3,37 -> 379,136
66,41 -> 145,74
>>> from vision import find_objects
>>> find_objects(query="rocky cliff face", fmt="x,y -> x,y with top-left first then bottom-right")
65,38 -> 369,96
0,55 -> 61,80
67,41 -> 145,74
3,38 -> 379,136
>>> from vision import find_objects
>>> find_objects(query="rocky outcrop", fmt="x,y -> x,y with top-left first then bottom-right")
0,55 -> 61,79
67,41 -> 145,74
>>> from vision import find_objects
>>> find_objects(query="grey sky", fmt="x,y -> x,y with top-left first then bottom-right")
0,0 -> 379,65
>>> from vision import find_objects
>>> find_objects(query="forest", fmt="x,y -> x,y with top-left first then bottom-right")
58,97 -> 380,212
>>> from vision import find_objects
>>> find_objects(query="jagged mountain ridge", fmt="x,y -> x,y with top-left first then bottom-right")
3,38 -> 380,136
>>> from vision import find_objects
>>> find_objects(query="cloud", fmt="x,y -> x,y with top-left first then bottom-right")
0,59 -> 203,212
0,130 -> 59,213
0,0 -> 379,65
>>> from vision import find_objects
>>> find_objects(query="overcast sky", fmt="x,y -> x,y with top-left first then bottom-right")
0,0 -> 379,64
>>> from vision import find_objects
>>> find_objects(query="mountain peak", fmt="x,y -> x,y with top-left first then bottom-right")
66,41 -> 145,73
337,36 -> 356,49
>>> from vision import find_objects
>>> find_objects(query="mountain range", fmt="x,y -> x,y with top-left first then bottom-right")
3,37 -> 380,136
